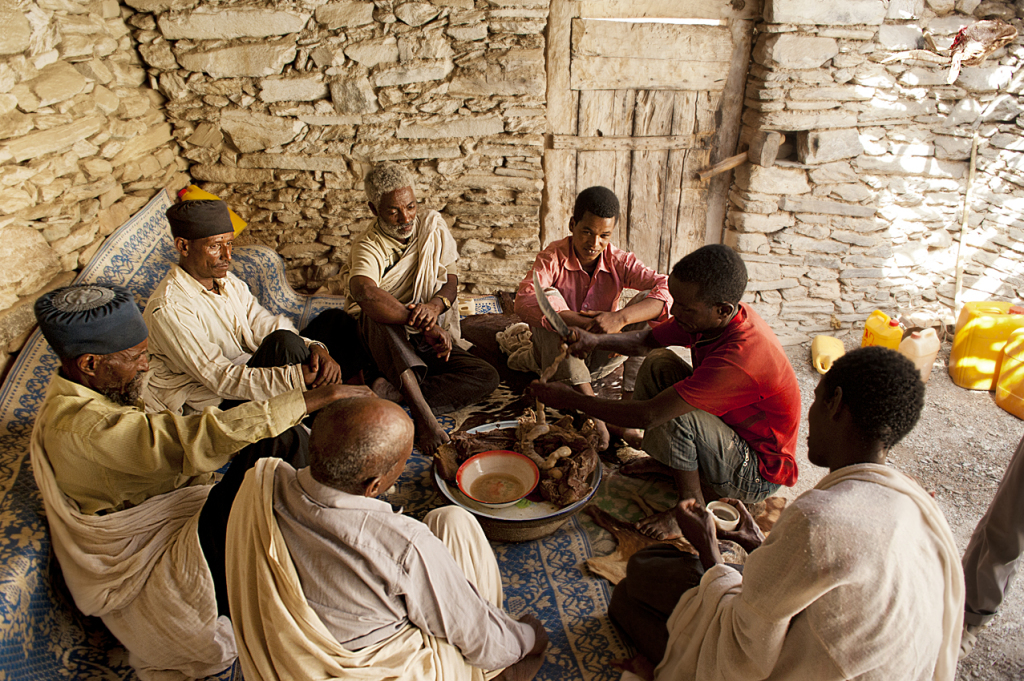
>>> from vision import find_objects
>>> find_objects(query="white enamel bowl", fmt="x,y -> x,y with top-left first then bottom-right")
456,450 -> 540,509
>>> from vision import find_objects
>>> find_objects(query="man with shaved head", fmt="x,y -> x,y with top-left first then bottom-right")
226,397 -> 548,681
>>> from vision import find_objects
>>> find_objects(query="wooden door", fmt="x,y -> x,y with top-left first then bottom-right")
543,1 -> 760,273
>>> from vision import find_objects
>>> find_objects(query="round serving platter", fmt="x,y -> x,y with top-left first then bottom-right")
433,420 -> 602,542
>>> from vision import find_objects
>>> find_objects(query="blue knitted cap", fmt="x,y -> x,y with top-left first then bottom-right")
35,284 -> 148,358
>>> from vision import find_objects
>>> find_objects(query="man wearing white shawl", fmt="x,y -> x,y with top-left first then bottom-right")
346,163 -> 499,454
609,346 -> 964,681
226,397 -> 548,681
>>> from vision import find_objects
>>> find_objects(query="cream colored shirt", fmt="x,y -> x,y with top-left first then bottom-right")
40,372 -> 306,515
144,264 -> 309,414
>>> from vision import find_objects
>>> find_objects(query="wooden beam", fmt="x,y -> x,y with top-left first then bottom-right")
697,151 -> 748,182
552,133 -> 713,151
748,130 -> 784,167
571,56 -> 732,91
572,19 -> 734,63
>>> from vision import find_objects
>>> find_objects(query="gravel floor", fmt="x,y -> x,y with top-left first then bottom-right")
781,338 -> 1024,680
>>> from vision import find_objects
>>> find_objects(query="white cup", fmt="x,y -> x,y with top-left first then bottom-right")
707,501 -> 740,532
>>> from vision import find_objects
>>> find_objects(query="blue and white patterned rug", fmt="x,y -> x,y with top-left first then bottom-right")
0,190 -> 674,680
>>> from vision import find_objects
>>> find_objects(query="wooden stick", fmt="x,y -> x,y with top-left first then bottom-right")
697,151 -> 748,182
953,131 -> 980,319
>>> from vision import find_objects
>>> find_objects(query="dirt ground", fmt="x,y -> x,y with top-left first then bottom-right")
780,337 -> 1024,680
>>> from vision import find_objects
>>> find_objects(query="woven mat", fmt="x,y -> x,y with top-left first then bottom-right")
0,189 -> 694,680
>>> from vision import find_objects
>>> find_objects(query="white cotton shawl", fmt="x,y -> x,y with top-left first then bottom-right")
225,457 -> 483,681
655,463 -> 964,681
30,424 -> 236,680
347,211 -> 465,346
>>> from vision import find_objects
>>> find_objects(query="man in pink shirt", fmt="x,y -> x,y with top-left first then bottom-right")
531,245 -> 800,540
515,186 -> 671,450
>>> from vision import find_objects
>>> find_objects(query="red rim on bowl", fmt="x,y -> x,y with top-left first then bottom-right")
456,450 -> 540,505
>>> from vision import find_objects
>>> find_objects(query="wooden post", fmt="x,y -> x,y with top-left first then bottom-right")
748,130 -> 784,167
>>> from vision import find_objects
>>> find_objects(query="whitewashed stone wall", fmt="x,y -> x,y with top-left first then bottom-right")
0,0 -> 188,376
732,0 -> 1024,345
130,0 -> 548,294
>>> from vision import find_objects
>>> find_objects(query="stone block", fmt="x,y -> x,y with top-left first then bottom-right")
746,278 -> 801,292
329,76 -> 379,114
750,109 -> 859,132
839,268 -> 884,279
780,196 -> 876,217
110,123 -> 173,166
315,2 -> 375,29
0,272 -> 75,349
27,61 -> 88,108
190,164 -> 276,184
927,0 -> 955,13
724,229 -> 769,253
221,111 -> 303,153
3,114 -> 104,163
345,37 -> 399,67
887,0 -> 924,18
0,1 -> 31,56
753,34 -> 838,70
159,9 -> 310,39
730,212 -> 794,233
854,154 -> 966,179
373,59 -> 454,87
448,24 -> 488,41
397,115 -> 503,140
261,75 -> 329,103
350,141 -> 461,161
764,0 -> 886,25
395,2 -> 441,26
449,51 -> 546,97
778,233 -> 850,254
733,164 -> 810,195
797,129 -> 863,165
877,24 -> 924,50
831,230 -> 879,247
177,42 -> 296,78
787,86 -> 871,102
240,154 -> 349,173
747,262 -> 783,281
956,65 -> 1015,92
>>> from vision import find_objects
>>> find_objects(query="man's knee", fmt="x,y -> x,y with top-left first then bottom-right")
635,348 -> 692,399
251,329 -> 308,367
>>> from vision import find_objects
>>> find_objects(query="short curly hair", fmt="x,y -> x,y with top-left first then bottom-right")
822,346 -> 925,449
573,186 -> 619,224
670,245 -> 748,305
364,162 -> 413,208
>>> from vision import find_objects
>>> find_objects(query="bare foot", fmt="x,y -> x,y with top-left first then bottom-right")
620,457 -> 673,478
371,377 -> 403,403
415,419 -> 450,456
635,508 -> 683,541
606,423 -> 644,448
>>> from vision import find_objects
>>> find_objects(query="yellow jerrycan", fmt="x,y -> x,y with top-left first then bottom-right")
949,301 -> 1024,390
995,327 -> 1024,420
861,310 -> 902,350
811,335 -> 845,374
177,185 -> 248,236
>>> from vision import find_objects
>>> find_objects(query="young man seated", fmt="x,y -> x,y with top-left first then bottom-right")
531,245 -> 800,540
225,397 -> 548,681
608,347 -> 963,681
515,186 -> 670,450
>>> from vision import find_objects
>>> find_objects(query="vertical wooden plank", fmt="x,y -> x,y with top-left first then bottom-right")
576,90 -> 616,221
611,89 -> 634,249
673,150 -> 711,267
705,18 -> 755,247
658,92 -> 699,272
541,0 -> 577,247
626,90 -> 674,271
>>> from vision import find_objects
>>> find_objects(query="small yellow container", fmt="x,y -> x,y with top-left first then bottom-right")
811,335 -> 845,374
177,185 -> 248,235
949,301 -> 1024,390
996,327 -> 1024,420
861,310 -> 902,350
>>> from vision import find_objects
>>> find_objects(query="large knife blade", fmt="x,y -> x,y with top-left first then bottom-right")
532,271 -> 574,341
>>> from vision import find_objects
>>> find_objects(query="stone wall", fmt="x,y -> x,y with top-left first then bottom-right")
0,0 -> 187,377
732,0 -> 1024,344
130,0 -> 548,294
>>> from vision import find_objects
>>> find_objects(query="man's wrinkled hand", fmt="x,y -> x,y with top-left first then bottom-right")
566,327 -> 599,358
716,498 -> 765,553
674,499 -> 718,555
424,325 -> 452,361
305,345 -> 342,388
406,301 -> 441,331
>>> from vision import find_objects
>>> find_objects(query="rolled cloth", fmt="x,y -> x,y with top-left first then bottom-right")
35,284 -> 148,359
167,199 -> 233,240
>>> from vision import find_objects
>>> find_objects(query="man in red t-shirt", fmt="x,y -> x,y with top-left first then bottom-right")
531,245 -> 801,540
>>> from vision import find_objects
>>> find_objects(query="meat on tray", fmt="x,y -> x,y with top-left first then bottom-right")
434,410 -> 599,508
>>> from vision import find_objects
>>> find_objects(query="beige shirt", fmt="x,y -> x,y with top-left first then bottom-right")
39,372 -> 306,515
144,264 -> 309,414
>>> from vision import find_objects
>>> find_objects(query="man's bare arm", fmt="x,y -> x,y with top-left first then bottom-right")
570,326 -> 660,358
349,275 -> 410,325
529,381 -> 695,430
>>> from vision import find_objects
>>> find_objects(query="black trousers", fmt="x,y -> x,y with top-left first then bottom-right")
609,545 -> 743,664
197,309 -> 367,617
